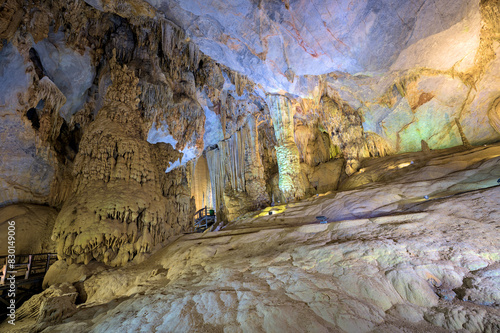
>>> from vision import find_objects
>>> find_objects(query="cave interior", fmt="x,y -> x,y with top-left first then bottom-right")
0,0 -> 499,332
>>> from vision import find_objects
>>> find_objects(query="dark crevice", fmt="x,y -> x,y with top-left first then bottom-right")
53,121 -> 82,164
26,108 -> 40,130
29,47 -> 46,79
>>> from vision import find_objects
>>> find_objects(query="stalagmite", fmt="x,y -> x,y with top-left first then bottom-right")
51,55 -> 188,266
267,94 -> 305,200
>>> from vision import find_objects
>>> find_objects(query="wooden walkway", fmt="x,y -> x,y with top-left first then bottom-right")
0,253 -> 57,307
194,207 -> 216,233
1,253 -> 57,318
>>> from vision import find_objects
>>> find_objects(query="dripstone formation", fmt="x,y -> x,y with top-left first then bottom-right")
52,55 -> 185,266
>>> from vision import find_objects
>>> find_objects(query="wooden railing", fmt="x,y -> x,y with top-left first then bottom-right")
0,253 -> 57,287
194,207 -> 216,232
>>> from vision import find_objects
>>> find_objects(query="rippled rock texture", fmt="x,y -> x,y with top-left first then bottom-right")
4,144 -> 498,333
0,0 -> 499,267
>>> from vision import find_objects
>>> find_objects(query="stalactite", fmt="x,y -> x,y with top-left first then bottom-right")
161,19 -> 183,61
225,130 -> 246,192
37,77 -> 67,113
206,129 -> 246,211
206,146 -> 225,213
160,18 -> 201,77
36,76 -> 66,143
139,81 -> 173,117
364,132 -> 394,158
205,114 -> 271,220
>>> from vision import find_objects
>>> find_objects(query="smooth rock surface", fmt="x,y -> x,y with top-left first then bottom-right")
0,204 -> 58,256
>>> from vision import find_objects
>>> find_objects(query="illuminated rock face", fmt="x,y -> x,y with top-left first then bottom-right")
268,94 -> 306,200
0,0 -> 499,268
143,0 -> 500,152
144,0 -> 483,92
0,204 -> 58,256
191,155 -> 211,211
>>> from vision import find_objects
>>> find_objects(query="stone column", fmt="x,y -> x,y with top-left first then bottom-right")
267,94 -> 305,200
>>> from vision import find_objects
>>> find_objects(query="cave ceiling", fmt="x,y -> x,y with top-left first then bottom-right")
0,0 -> 499,211
115,0 -> 482,95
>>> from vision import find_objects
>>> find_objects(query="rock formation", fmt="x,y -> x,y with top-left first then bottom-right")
267,94 -> 307,200
0,0 -> 499,331
0,204 -> 58,256
52,54 -> 186,266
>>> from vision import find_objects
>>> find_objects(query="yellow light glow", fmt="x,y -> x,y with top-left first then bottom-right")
397,162 -> 412,169
387,161 -> 413,170
254,204 -> 287,217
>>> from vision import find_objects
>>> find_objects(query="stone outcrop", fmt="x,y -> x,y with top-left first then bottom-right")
16,283 -> 78,332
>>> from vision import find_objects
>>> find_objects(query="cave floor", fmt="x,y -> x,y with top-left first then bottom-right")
2,144 -> 500,332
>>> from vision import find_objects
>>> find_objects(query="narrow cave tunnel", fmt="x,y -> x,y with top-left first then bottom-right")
0,0 -> 499,332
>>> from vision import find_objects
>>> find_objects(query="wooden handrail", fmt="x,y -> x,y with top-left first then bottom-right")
0,253 -> 57,286
194,207 -> 207,221
0,264 -> 6,285
193,206 -> 216,232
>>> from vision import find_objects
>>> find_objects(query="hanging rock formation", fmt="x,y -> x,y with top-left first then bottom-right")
321,95 -> 394,175
206,114 -> 269,221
